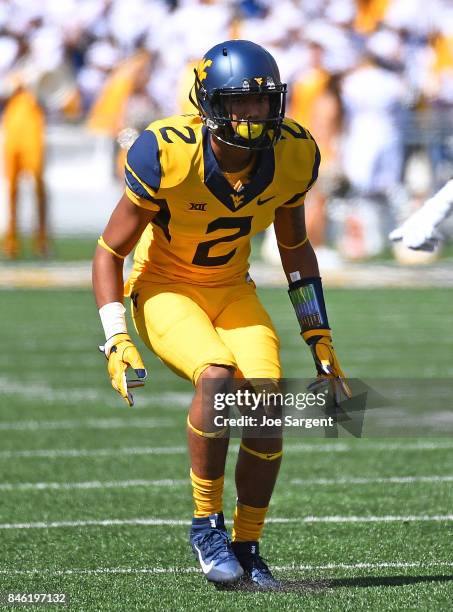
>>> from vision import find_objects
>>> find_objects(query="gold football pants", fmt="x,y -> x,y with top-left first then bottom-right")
129,280 -> 281,384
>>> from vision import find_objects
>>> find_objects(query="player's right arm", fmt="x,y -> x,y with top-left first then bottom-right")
93,193 -> 155,306
92,192 -> 156,406
389,178 -> 453,251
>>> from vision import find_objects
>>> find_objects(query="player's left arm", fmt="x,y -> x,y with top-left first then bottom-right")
274,204 -> 351,403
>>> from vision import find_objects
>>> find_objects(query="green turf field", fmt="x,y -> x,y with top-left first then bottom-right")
0,288 -> 452,611
0,236 -> 98,263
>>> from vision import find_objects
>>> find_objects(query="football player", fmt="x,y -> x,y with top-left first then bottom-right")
389,178 -> 453,251
2,85 -> 47,258
92,40 -> 349,589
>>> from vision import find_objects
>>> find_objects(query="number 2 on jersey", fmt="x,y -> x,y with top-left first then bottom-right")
192,217 -> 253,266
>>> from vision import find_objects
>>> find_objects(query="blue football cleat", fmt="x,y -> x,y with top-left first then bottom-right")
190,512 -> 244,584
232,541 -> 280,589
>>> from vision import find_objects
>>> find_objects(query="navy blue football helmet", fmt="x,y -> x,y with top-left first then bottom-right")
191,40 -> 287,150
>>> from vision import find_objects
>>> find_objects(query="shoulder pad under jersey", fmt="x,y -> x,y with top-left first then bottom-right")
277,118 -> 320,192
147,114 -> 203,189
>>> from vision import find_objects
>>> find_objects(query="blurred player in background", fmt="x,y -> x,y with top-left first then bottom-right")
92,39 -> 349,589
289,37 -> 343,248
340,29 -> 405,206
389,178 -> 453,250
86,46 -> 157,179
1,37 -> 47,258
0,9 -> 81,259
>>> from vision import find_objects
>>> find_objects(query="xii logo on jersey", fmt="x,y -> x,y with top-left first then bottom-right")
189,202 -> 208,211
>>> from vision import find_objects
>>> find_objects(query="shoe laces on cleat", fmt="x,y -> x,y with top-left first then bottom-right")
191,513 -> 236,565
195,529 -> 233,563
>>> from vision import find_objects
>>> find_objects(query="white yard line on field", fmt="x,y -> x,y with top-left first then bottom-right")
0,440 -> 452,460
0,560 -> 452,576
0,379 -> 101,403
1,474 -> 452,492
0,515 -> 452,530
0,443 -> 348,459
0,446 -> 187,459
285,441 -> 453,451
0,377 -> 192,406
0,417 -> 175,431
0,479 -> 188,491
290,475 -> 453,485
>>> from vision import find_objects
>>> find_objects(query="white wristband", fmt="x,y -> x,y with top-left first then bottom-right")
99,302 -> 127,341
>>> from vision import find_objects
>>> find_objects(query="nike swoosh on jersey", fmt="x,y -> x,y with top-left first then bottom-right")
257,195 -> 276,206
193,544 -> 215,575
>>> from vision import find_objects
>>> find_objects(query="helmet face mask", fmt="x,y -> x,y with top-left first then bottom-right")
191,40 -> 287,150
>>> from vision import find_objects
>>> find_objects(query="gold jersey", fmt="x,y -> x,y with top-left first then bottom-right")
125,114 -> 319,289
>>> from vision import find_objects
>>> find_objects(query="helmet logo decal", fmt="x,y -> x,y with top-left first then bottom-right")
254,77 -> 264,86
266,77 -> 276,89
197,58 -> 213,82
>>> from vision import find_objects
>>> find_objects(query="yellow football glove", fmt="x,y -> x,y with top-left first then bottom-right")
99,333 -> 147,407
303,329 -> 351,405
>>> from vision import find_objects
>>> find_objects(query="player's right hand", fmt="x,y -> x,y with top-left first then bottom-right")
389,212 -> 440,252
99,333 -> 147,407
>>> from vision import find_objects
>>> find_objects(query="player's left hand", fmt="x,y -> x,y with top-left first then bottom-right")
302,329 -> 351,405
99,333 -> 147,407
